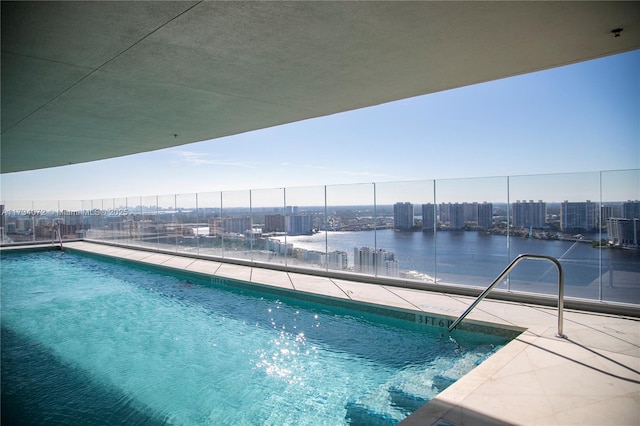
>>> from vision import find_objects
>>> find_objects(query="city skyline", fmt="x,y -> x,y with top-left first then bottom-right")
1,50 -> 638,204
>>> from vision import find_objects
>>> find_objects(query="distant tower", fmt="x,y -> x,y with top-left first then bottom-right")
421,203 -> 436,231
623,201 -> 640,219
353,246 -> 398,277
393,202 -> 414,231
449,203 -> 465,230
561,200 -> 597,232
264,214 -> 286,233
286,214 -> 313,236
512,200 -> 546,229
477,202 -> 494,230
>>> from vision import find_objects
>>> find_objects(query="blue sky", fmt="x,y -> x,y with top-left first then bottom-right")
1,49 -> 638,204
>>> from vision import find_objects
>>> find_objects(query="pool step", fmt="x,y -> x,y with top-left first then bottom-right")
388,387 -> 428,413
431,375 -> 456,392
344,401 -> 397,426
345,374 -> 458,424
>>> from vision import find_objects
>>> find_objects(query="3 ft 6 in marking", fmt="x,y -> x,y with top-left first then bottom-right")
416,314 -> 453,328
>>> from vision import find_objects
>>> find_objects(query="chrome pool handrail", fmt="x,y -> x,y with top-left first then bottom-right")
448,253 -> 566,338
53,223 -> 63,251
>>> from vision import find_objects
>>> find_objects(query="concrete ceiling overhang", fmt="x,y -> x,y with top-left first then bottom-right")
1,1 -> 639,174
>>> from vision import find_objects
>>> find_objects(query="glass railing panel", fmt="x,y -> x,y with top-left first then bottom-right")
99,198 -> 117,243
196,192 -> 223,258
507,172 -> 602,300
1,201 -> 20,243
32,200 -> 57,243
81,200 -> 96,241
220,190 -> 251,261
325,183 -> 375,275
82,199 -> 103,241
137,195 -> 160,251
249,188 -> 285,265
263,185 -> 328,270
600,169 -> 640,304
374,180 -> 436,282
0,200 -> 28,244
434,176 -> 509,287
124,196 -> 144,248
175,193 -> 199,255
3,169 -> 637,309
1,201 -> 33,244
58,200 -> 84,240
88,199 -> 106,242
155,195 -> 177,253
102,197 -> 127,244
0,200 -> 55,243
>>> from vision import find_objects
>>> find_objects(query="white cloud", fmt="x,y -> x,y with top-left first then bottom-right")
174,151 -> 255,168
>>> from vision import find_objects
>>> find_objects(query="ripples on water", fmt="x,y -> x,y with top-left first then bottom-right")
1,251 -> 509,425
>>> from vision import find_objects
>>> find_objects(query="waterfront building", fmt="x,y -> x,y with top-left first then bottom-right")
449,203 -> 465,230
223,217 -> 252,235
600,205 -> 616,224
208,217 -> 222,236
463,202 -> 478,223
444,202 -> 493,230
561,200 -> 597,232
264,214 -> 286,233
607,218 -> 639,248
393,202 -> 414,231
623,201 -> 640,219
266,238 -> 292,255
438,203 -> 451,225
512,200 -> 546,229
353,246 -> 399,277
324,250 -> 348,270
285,214 -> 313,236
477,202 -> 494,230
421,203 -> 436,231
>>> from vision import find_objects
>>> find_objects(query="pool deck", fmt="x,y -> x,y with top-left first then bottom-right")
9,241 -> 639,425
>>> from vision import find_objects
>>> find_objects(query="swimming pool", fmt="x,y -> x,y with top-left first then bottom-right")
1,250 -> 513,425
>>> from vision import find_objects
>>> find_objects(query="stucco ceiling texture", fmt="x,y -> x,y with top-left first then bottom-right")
1,1 -> 638,173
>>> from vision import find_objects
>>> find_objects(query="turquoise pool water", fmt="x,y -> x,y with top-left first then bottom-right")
1,251 -> 510,425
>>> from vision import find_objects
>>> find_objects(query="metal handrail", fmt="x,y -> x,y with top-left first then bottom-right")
53,223 -> 63,251
448,254 -> 566,338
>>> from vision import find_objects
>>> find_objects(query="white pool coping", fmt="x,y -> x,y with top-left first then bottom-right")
7,241 -> 640,425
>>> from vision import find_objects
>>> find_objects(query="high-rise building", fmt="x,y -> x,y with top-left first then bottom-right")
607,218 -> 639,248
477,202 -> 494,230
286,214 -> 313,236
421,203 -> 436,231
324,250 -> 348,270
438,203 -> 451,225
561,200 -> 597,232
208,217 -> 222,236
223,217 -> 251,234
393,202 -> 414,231
512,200 -> 547,229
353,246 -> 398,277
623,201 -> 640,219
449,203 -> 465,230
266,238 -> 292,255
600,205 -> 616,224
264,214 -> 286,233
463,202 -> 478,223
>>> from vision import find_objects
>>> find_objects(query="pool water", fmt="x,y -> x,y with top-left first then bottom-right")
1,251 -> 510,425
